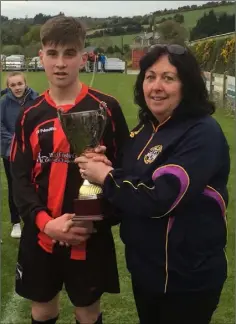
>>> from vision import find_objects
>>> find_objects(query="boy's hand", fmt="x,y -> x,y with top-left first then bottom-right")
62,218 -> 96,233
44,213 -> 94,246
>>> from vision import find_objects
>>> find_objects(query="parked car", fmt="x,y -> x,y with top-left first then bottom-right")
28,56 -> 45,71
3,55 -> 26,71
98,57 -> 126,73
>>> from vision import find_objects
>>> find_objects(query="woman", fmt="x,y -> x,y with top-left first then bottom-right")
1,72 -> 38,239
75,45 -> 230,324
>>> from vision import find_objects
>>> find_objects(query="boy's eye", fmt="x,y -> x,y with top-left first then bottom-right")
47,51 -> 57,56
65,51 -> 76,56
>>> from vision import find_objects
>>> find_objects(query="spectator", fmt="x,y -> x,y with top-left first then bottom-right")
88,51 -> 96,72
99,53 -> 106,73
1,72 -> 38,238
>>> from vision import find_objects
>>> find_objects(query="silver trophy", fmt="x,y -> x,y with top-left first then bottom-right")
57,102 -> 107,221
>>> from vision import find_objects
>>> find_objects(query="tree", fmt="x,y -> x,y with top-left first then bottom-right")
173,14 -> 184,24
106,46 -> 114,54
113,45 -> 121,53
217,12 -> 234,34
33,13 -> 51,24
95,47 -> 104,54
123,44 -> 130,53
149,14 -> 155,32
190,10 -> 218,40
21,25 -> 41,47
190,10 -> 234,41
2,45 -> 24,55
23,43 -> 41,57
1,15 -> 8,22
156,20 -> 188,45
85,40 -> 91,47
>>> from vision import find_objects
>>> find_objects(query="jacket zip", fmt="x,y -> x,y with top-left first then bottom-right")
137,116 -> 171,292
137,117 -> 170,160
137,130 -> 156,160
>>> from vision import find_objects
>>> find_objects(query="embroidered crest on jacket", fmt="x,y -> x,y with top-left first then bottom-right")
144,145 -> 163,164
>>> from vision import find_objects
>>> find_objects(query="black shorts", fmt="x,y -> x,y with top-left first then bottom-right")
16,229 -> 120,307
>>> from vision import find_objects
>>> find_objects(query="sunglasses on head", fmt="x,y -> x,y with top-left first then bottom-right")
150,44 -> 187,55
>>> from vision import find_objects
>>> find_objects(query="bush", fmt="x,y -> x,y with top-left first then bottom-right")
2,45 -> 24,55
23,42 -> 41,58
190,36 -> 235,75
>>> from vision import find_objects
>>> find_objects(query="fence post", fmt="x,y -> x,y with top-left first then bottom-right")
3,57 -> 6,71
209,70 -> 214,101
222,71 -> 228,108
125,60 -> 127,74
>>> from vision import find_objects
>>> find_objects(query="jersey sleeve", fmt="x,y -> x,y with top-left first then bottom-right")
10,109 -> 52,227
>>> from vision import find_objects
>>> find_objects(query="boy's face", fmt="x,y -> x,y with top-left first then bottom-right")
39,44 -> 87,89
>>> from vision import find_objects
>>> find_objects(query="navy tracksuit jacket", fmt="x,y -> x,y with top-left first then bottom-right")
103,114 -> 230,294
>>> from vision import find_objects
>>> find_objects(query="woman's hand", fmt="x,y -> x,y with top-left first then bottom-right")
75,155 -> 113,185
81,145 -> 112,167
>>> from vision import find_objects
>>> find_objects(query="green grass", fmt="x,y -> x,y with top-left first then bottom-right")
1,73 -> 235,323
155,4 -> 235,31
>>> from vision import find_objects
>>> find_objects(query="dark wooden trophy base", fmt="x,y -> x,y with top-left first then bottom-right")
73,196 -> 104,221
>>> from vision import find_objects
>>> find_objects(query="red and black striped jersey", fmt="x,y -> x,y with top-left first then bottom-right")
10,83 -> 129,259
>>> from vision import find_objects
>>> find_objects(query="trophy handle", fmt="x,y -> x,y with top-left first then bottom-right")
57,108 -> 65,130
98,101 -> 108,121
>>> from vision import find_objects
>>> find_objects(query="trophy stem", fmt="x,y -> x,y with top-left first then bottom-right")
72,178 -> 104,221
83,179 -> 92,186
79,179 -> 103,197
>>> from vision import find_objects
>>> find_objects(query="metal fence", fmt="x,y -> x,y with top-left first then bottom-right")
203,71 -> 235,115
188,32 -> 235,46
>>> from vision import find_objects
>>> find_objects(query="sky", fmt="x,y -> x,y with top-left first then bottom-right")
1,1 -> 209,19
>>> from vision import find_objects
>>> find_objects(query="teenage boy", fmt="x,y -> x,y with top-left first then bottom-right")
11,16 -> 129,324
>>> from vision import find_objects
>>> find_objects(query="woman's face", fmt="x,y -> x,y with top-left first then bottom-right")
143,54 -> 182,123
7,75 -> 27,98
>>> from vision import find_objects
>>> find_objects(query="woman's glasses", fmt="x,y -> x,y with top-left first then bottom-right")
150,44 -> 187,55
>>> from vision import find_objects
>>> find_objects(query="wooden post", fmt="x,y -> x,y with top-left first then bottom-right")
222,71 -> 228,108
209,70 -> 214,101
124,60 -> 127,74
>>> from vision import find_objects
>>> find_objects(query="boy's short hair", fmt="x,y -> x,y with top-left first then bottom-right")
40,16 -> 86,50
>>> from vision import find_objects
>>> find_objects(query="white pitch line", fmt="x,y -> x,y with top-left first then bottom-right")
1,291 -> 25,324
89,59 -> 97,88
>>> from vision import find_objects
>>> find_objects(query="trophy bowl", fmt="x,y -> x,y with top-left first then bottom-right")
58,102 -> 107,222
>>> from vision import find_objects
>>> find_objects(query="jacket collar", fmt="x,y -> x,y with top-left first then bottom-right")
6,87 -> 36,105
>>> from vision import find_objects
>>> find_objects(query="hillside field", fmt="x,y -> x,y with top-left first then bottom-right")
154,4 -> 235,31
87,3 -> 235,47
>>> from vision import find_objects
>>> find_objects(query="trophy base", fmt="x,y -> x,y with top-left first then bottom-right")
73,196 -> 104,221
